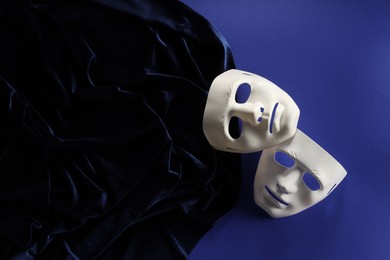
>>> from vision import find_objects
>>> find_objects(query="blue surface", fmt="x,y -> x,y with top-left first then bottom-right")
183,1 -> 390,259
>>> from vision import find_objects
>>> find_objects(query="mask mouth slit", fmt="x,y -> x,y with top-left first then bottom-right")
269,103 -> 279,134
327,183 -> 337,194
265,186 -> 289,206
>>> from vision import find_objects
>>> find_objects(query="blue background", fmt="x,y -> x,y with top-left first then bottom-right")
182,0 -> 390,259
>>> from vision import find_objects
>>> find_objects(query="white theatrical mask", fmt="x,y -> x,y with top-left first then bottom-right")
203,69 -> 300,153
254,130 -> 347,218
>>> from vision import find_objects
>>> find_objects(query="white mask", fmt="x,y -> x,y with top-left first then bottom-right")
254,130 -> 347,218
203,69 -> 300,153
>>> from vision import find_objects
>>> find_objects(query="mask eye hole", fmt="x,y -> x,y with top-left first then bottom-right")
228,116 -> 243,139
303,172 -> 321,191
235,83 -> 251,103
274,151 -> 295,168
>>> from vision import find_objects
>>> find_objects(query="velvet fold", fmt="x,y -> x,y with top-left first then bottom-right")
0,0 -> 240,259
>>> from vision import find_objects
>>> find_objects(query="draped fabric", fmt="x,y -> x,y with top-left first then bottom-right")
0,1 -> 241,259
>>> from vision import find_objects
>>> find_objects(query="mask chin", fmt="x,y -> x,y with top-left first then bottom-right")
203,69 -> 300,153
254,129 -> 347,218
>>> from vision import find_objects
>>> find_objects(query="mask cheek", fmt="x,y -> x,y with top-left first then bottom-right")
285,185 -> 313,209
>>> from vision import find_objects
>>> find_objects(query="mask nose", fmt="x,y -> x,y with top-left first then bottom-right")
276,168 -> 301,194
233,102 -> 266,125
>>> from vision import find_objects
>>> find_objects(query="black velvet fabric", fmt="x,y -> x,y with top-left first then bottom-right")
0,1 -> 240,259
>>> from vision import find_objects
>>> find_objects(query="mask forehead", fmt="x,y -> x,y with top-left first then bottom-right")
203,69 -> 300,153
254,130 -> 347,218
